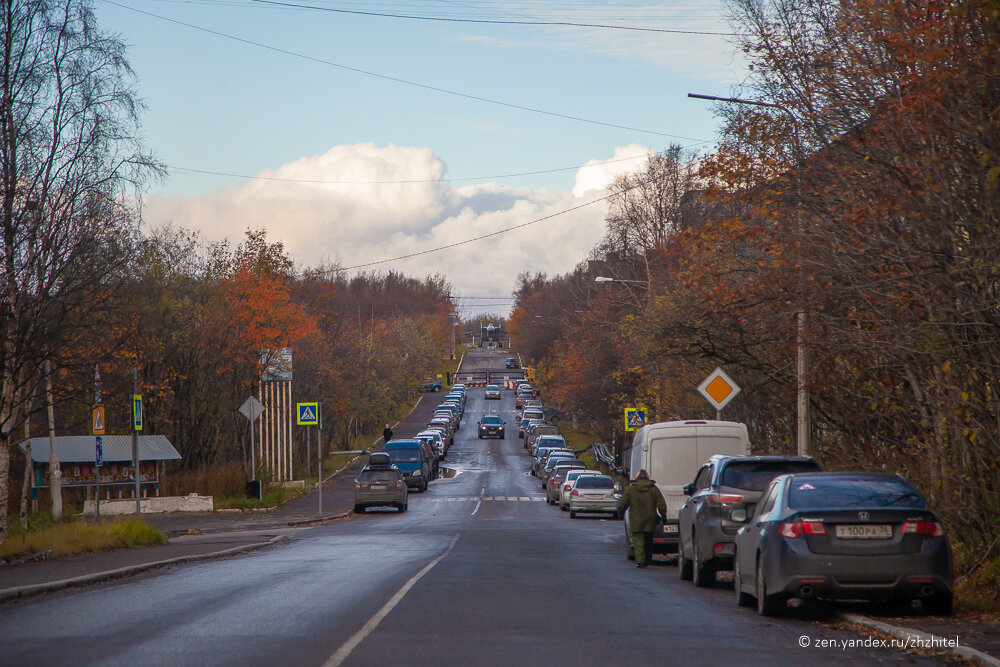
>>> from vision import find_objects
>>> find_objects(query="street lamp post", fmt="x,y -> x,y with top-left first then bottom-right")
688,93 -> 810,457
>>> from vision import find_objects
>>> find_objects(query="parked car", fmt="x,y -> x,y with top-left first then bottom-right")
531,434 -> 566,457
546,464 -> 590,504
525,424 -> 561,451
484,384 -> 502,400
515,389 -> 534,410
415,430 -> 446,460
427,416 -> 455,445
540,457 -> 583,489
678,455 -> 821,587
477,415 -> 506,439
354,452 -> 408,513
568,474 -> 620,519
505,357 -> 520,368
532,447 -> 574,476
418,377 -> 442,392
622,420 -> 751,560
383,440 -> 433,492
518,408 -> 545,437
423,425 -> 451,454
732,472 -> 953,616
432,408 -> 460,431
558,469 -> 603,509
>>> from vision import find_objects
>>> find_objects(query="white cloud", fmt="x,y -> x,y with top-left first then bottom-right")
143,143 -> 640,313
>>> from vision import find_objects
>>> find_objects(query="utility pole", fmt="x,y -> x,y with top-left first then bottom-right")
45,359 -> 62,521
132,367 -> 141,515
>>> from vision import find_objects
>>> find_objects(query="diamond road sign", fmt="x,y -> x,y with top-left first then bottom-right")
296,402 -> 319,426
697,368 -> 741,412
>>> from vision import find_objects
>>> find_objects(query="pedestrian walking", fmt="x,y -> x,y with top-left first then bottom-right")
382,423 -> 393,443
617,469 -> 666,568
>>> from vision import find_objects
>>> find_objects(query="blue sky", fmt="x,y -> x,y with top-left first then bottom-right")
96,0 -> 745,313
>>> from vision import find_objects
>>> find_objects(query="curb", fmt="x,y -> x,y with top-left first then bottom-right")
0,535 -> 288,603
287,510 -> 354,527
840,613 -> 1000,666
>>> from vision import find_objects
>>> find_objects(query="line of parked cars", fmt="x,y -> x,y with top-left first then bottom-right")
619,419 -> 954,617
354,384 -> 469,512
520,385 -> 621,520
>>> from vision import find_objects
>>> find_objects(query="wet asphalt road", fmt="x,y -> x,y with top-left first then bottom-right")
0,350 -> 948,666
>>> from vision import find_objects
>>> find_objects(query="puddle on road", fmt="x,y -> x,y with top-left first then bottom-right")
439,467 -> 463,479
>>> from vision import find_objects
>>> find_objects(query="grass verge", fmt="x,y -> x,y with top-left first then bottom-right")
2,515 -> 166,562
559,425 -> 600,469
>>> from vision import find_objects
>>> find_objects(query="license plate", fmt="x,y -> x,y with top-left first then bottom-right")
835,524 -> 892,539
662,524 -> 679,533
369,485 -> 386,490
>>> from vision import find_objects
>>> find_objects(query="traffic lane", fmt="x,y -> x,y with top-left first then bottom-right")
343,503 -> 946,667
456,350 -> 510,372
0,525 -> 459,667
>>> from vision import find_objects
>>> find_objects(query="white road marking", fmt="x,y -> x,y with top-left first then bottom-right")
325,534 -> 460,667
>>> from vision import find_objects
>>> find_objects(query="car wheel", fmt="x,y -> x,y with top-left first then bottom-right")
353,505 -> 365,514
612,512 -> 620,520
693,539 -> 716,588
756,557 -> 784,616
734,556 -> 754,607
921,592 -> 953,616
422,479 -> 429,493
570,511 -> 577,519
560,504 -> 568,512
678,541 -> 693,581
478,434 -> 482,439
547,497 -> 555,505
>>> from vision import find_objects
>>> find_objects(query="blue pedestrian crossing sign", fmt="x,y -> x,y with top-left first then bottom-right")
132,394 -> 143,431
624,408 -> 647,432
296,402 -> 320,426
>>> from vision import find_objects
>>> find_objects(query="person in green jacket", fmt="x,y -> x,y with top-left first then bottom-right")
617,469 -> 667,568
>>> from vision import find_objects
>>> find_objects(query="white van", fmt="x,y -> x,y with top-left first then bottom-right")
621,420 -> 750,558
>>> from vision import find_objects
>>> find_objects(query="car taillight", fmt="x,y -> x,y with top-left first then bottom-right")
396,480 -> 403,489
707,493 -> 744,505
551,478 -> 559,486
778,521 -> 827,538
902,521 -> 944,537
571,490 -> 579,496
354,480 -> 360,490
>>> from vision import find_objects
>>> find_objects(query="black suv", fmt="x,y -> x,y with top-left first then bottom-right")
677,455 -> 820,587
505,357 -> 519,368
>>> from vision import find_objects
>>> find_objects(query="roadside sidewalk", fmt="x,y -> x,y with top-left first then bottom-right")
0,394 -> 440,605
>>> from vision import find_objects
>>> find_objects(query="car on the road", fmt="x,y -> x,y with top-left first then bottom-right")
477,415 -> 506,439
678,455 -> 821,587
732,471 -> 953,616
354,452 -> 408,513
417,377 -> 442,392
484,384 -> 502,400
384,440 -> 434,492
530,434 -> 566,457
559,469 -> 604,509
532,447 -> 574,476
432,408 -> 460,431
515,389 -> 534,410
505,357 -> 519,368
427,417 -> 455,445
568,474 -> 620,519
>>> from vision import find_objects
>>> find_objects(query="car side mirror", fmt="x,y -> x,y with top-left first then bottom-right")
729,508 -> 749,523
683,483 -> 694,496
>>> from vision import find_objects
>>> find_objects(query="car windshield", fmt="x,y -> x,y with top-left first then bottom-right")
721,461 -> 820,491
787,477 -> 927,509
387,448 -> 422,463
575,477 -> 613,489
481,416 -> 503,425
486,385 -> 499,391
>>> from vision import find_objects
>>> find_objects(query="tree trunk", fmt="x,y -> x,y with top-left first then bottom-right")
45,359 -> 61,522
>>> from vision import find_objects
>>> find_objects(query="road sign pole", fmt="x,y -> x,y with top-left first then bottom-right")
317,433 -> 323,517
132,368 -> 140,516
307,424 -> 312,485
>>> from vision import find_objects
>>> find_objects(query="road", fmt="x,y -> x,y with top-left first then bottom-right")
0,350 -> 946,666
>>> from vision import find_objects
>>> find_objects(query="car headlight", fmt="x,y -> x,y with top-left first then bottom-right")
412,470 -> 422,476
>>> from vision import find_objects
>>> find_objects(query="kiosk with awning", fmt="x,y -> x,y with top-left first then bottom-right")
21,435 -> 181,501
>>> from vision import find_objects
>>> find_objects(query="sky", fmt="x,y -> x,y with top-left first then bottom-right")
95,0 -> 747,316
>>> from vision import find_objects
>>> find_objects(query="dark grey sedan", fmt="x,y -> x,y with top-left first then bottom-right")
733,472 -> 953,616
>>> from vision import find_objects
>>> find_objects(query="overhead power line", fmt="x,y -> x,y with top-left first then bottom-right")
101,0 -> 707,141
339,191 -> 615,270
244,0 -> 743,36
166,152 -> 667,185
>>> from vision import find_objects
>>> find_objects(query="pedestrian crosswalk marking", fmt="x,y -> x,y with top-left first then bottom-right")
430,496 -> 545,502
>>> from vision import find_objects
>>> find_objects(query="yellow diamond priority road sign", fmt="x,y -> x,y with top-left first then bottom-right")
697,368 -> 741,412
